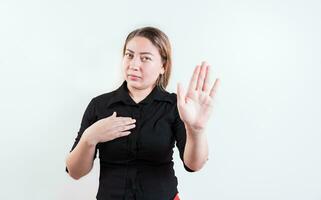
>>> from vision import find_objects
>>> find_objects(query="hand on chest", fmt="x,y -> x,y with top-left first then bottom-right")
97,104 -> 176,163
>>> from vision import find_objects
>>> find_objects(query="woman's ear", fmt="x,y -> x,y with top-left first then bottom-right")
160,65 -> 165,74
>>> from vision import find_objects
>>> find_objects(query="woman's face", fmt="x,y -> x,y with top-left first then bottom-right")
122,36 -> 164,91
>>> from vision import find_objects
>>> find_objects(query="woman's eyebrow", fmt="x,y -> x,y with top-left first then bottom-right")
126,48 -> 154,56
126,49 -> 134,53
140,52 -> 154,56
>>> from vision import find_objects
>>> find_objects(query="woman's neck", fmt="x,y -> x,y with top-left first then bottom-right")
127,84 -> 154,104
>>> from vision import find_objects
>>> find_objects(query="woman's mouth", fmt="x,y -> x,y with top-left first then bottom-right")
128,75 -> 141,81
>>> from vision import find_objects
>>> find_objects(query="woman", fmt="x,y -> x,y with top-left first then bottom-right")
65,26 -> 220,200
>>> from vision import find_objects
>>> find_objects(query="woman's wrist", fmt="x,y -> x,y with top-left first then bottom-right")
82,129 -> 99,147
184,123 -> 205,135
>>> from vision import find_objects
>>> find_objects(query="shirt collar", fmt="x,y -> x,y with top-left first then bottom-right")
106,80 -> 174,107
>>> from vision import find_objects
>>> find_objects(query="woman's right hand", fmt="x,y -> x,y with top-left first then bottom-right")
83,111 -> 136,145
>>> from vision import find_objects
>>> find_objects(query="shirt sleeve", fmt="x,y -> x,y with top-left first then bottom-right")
173,100 -> 195,172
65,98 -> 98,173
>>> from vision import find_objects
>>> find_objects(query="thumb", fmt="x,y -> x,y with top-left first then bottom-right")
177,82 -> 185,106
112,111 -> 117,117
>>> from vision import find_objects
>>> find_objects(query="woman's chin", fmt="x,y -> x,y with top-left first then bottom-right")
127,78 -> 140,84
127,80 -> 142,88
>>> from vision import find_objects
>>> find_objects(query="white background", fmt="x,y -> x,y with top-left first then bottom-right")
0,0 -> 320,199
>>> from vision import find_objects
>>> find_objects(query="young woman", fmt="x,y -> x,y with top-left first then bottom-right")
65,26 -> 220,200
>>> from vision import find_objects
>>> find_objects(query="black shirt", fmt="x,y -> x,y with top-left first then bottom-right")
66,80 -> 193,200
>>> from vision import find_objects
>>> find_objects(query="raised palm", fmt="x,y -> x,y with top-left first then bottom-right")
177,62 -> 220,132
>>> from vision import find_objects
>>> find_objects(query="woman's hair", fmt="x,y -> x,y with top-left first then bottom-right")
122,26 -> 172,90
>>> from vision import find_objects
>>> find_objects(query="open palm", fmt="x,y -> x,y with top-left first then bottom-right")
177,62 -> 220,132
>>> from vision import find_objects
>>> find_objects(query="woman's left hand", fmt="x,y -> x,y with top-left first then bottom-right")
177,61 -> 220,133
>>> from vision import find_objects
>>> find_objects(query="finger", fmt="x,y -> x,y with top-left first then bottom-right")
114,116 -> 135,122
111,121 -> 135,127
116,131 -> 131,138
113,118 -> 136,127
105,111 -> 117,121
116,123 -> 136,132
177,82 -> 186,106
187,65 -> 200,92
209,78 -> 220,98
112,111 -> 116,118
122,118 -> 136,125
196,61 -> 207,91
202,65 -> 210,93
118,117 -> 136,122
112,118 -> 135,128
115,116 -> 132,120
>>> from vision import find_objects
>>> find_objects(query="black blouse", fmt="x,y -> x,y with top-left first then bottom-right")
66,80 -> 193,200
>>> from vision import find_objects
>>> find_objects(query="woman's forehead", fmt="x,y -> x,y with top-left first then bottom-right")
126,36 -> 159,54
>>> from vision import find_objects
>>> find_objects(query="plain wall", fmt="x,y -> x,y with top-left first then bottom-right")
0,0 -> 320,199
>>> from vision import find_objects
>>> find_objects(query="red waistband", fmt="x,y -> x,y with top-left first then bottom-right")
174,193 -> 180,200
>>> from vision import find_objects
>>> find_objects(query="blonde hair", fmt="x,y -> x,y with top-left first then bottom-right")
122,26 -> 172,90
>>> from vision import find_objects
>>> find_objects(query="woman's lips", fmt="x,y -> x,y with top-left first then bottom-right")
128,75 -> 141,80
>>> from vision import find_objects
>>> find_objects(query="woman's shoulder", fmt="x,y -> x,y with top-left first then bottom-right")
89,89 -> 119,108
156,87 -> 178,105
168,92 -> 178,103
92,90 -> 116,101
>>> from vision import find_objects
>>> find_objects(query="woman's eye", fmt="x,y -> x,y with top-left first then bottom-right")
125,53 -> 133,59
141,57 -> 151,61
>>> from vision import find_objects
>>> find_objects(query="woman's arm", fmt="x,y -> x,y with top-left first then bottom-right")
65,130 -> 97,180
66,112 -> 136,180
183,125 -> 208,171
176,61 -> 220,172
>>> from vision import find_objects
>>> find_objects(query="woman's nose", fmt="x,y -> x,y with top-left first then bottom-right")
129,57 -> 141,70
